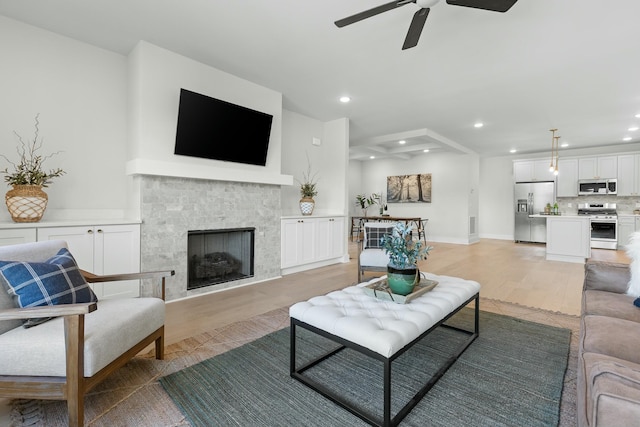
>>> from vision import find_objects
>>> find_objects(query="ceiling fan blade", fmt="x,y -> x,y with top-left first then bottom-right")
402,8 -> 430,50
335,1 -> 408,28
445,0 -> 518,13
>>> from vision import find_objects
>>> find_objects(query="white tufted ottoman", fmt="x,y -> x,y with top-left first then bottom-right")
289,273 -> 480,427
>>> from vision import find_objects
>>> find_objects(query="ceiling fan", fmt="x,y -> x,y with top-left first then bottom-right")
335,0 -> 519,50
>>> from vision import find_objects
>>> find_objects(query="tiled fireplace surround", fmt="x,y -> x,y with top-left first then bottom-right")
137,175 -> 282,301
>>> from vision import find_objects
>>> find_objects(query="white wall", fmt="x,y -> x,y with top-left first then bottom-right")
126,41 -> 289,186
356,152 -> 476,244
0,16 -> 129,220
478,156 -> 515,240
280,111 -> 349,216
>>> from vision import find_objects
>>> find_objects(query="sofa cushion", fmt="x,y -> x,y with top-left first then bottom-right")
581,352 -> 640,427
584,260 -> 630,294
0,248 -> 98,327
0,240 -> 68,334
583,290 -> 640,322
582,315 -> 640,365
0,297 -> 164,377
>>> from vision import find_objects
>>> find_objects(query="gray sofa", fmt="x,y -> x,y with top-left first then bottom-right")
578,260 -> 640,426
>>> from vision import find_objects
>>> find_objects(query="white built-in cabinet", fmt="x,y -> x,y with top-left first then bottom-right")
618,216 -> 636,249
617,154 -> 640,196
0,228 -> 37,246
513,159 -> 556,182
0,222 -> 141,299
556,158 -> 579,197
578,156 -> 618,180
281,216 -> 345,272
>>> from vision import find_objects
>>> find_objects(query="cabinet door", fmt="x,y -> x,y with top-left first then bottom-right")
556,159 -> 578,197
330,217 -> 346,258
281,219 -> 300,268
280,218 -> 316,268
617,155 -> 637,196
533,160 -> 555,181
598,156 -> 617,179
578,158 -> 598,180
95,225 -> 141,299
315,218 -> 332,261
618,217 -> 635,249
513,161 -> 533,182
37,224 -> 141,299
37,226 -> 95,272
315,217 -> 346,261
0,228 -> 37,246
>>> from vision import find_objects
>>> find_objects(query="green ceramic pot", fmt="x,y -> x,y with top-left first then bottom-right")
386,265 -> 419,296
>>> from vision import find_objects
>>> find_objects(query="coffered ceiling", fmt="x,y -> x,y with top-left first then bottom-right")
1,0 -> 639,160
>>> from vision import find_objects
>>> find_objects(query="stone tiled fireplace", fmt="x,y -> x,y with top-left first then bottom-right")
136,175 -> 282,301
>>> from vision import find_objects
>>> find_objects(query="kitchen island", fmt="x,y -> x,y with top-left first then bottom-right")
530,214 -> 591,263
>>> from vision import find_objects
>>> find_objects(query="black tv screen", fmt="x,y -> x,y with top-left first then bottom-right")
174,88 -> 273,166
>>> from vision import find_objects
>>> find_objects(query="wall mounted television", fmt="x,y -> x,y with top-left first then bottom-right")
174,88 -> 273,166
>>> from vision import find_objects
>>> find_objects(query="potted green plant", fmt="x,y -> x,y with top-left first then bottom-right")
296,156 -> 318,216
355,193 -> 380,217
1,114 -> 65,222
380,222 -> 433,295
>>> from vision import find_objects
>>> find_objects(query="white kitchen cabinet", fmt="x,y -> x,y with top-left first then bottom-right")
618,216 -> 636,249
556,158 -> 579,197
545,216 -> 591,263
617,154 -> 640,196
578,156 -> 617,180
281,216 -> 346,272
513,160 -> 555,182
0,228 -> 37,246
37,224 -> 141,299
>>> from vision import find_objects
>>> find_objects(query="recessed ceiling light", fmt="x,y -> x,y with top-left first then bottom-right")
629,126 -> 639,132
509,149 -> 517,153
561,143 -> 569,148
369,155 -> 375,159
635,113 -> 640,119
423,149 -> 429,153
623,137 -> 633,141
474,122 -> 484,128
339,96 -> 351,103
399,140 -> 406,144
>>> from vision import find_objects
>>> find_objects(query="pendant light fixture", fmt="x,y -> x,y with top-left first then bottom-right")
549,129 -> 559,175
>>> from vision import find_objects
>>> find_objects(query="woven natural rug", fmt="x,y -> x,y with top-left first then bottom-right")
9,300 -> 579,426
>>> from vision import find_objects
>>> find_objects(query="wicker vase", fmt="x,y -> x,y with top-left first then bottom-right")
5,185 -> 48,223
299,197 -> 315,216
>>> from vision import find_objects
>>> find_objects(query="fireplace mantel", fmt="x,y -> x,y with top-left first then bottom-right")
126,158 -> 293,186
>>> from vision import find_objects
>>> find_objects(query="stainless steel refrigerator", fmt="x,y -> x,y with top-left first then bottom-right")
514,181 -> 555,243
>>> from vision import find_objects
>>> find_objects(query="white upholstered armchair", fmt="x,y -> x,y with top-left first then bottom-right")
0,240 -> 174,427
357,222 -> 395,282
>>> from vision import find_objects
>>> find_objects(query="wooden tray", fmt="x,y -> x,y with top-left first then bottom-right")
363,277 -> 438,304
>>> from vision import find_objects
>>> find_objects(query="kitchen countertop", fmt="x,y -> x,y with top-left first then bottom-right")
529,214 -> 586,219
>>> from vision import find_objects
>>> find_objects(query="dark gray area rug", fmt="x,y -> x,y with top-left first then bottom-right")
160,309 -> 571,427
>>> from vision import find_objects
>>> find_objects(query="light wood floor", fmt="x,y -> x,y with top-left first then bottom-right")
164,238 -> 630,345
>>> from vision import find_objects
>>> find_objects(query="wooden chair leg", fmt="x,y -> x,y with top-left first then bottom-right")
155,327 -> 165,360
64,314 -> 85,427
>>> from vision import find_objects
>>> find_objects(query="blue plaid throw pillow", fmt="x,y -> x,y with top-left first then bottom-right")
0,248 -> 98,327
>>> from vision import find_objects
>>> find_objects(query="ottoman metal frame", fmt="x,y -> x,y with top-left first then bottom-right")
290,293 -> 479,427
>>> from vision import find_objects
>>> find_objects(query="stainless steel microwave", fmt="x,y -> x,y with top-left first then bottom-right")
578,179 -> 617,196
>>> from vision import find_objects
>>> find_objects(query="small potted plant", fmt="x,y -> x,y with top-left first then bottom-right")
1,114 -> 65,222
296,156 -> 318,216
355,193 -> 380,217
380,222 -> 433,295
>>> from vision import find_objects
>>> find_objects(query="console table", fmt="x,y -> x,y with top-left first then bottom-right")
289,274 -> 480,426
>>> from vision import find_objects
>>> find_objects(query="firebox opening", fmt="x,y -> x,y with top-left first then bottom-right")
187,228 -> 255,290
